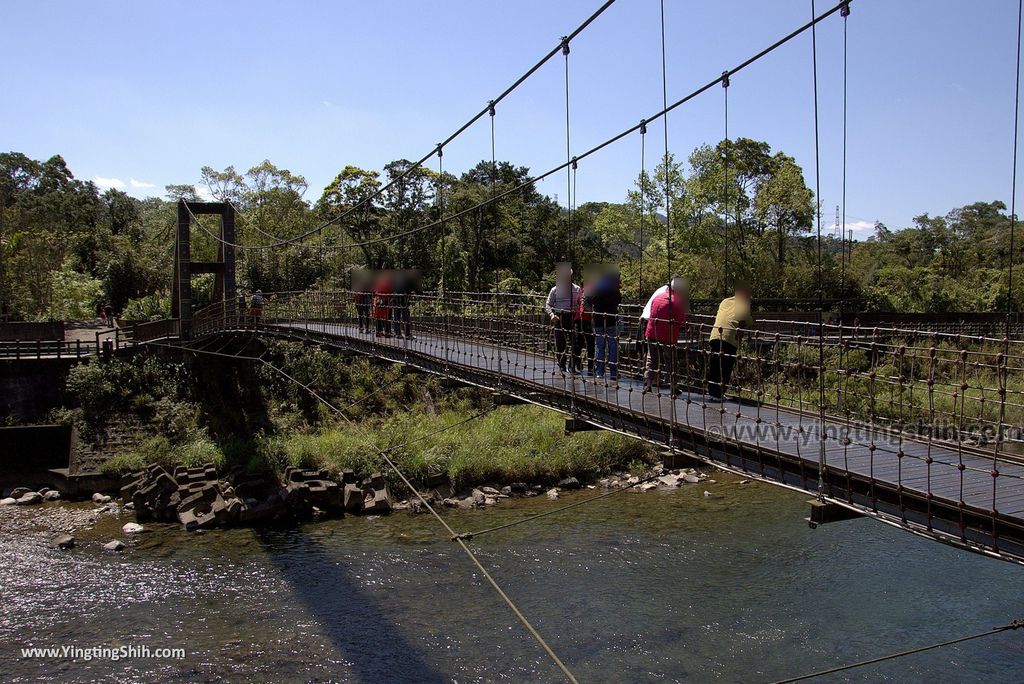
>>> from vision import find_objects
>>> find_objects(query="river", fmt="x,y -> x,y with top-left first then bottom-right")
2,471 -> 1021,683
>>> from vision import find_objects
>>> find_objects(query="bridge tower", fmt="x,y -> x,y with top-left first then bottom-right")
172,200 -> 236,339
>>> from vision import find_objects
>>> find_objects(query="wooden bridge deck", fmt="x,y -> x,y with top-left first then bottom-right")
194,319 -> 1024,565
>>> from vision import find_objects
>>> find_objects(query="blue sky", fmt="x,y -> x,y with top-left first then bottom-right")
2,0 -> 1020,237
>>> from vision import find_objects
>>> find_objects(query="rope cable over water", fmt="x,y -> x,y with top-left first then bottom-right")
770,618 -> 1024,683
145,338 -> 579,683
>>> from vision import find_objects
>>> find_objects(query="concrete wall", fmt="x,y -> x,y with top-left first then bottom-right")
0,424 -> 72,473
0,358 -> 77,421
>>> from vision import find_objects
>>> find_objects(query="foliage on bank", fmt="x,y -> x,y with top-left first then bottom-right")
53,342 -> 654,489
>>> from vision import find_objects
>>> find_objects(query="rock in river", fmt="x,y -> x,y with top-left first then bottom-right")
122,522 -> 145,534
103,540 -> 125,552
17,492 -> 43,505
0,497 -> 16,506
54,534 -> 75,550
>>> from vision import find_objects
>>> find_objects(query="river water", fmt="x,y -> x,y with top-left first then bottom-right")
2,471 -> 1022,683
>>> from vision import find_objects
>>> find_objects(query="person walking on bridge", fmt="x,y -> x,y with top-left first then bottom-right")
545,263 -> 582,375
643,276 -> 687,395
373,272 -> 393,338
590,268 -> 622,382
576,271 -> 597,375
352,270 -> 373,334
249,290 -> 264,324
707,283 -> 754,400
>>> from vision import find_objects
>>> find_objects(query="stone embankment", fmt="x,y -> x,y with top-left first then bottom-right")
119,463 -> 394,530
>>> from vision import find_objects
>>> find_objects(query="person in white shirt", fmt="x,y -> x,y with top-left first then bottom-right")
545,263 -> 582,374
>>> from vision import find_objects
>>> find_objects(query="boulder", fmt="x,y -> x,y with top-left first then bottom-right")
509,482 -> 528,494
122,522 -> 145,534
103,540 -> 125,552
10,487 -> 31,499
54,534 -> 75,550
120,470 -> 147,497
557,477 -> 581,490
343,483 -> 364,513
42,490 -> 61,501
363,486 -> 392,514
500,486 -> 512,496
0,497 -> 17,506
236,496 -> 287,525
681,473 -> 701,484
546,488 -> 559,500
658,474 -> 681,487
480,486 -> 502,496
17,492 -> 43,505
639,482 -> 658,492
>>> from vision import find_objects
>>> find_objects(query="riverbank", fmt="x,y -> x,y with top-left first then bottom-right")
28,344 -> 656,493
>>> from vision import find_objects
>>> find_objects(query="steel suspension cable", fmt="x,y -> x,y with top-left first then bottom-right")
179,2 -> 853,260
562,36 -> 574,266
490,100 -> 502,384
840,2 -> 850,306
639,119 -> 647,297
659,0 -> 676,441
995,0 -> 1023,521
723,70 -> 731,295
198,0 -> 618,253
149,338 -> 578,683
437,144 -> 452,371
1009,0 -> 1022,336
810,0 -> 828,499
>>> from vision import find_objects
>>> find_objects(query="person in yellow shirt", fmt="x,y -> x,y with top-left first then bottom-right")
707,283 -> 753,399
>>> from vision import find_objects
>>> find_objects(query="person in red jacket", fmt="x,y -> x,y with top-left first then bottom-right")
574,271 -> 597,375
372,272 -> 393,337
643,276 -> 688,395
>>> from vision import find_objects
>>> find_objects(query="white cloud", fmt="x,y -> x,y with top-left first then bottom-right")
195,185 -> 215,201
93,176 -> 125,190
129,178 -> 155,189
842,220 -> 876,236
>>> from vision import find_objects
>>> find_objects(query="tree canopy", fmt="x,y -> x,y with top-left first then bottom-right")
1,140 -> 1020,320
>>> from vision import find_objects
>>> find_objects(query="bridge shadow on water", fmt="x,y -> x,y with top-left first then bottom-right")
254,526 -> 446,683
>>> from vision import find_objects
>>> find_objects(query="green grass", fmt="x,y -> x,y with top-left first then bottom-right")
254,405 -> 654,493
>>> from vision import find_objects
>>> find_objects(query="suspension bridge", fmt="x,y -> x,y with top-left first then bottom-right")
6,0 -> 1024,680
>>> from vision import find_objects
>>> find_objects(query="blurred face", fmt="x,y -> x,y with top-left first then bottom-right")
556,266 -> 572,285
670,278 -> 687,297
736,286 -> 752,302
